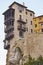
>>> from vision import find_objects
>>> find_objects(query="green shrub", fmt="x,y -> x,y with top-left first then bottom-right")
24,55 -> 43,65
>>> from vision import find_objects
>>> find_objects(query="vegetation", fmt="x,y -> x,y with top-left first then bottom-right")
24,55 -> 43,65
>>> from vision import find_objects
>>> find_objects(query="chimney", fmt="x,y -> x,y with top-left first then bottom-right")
23,2 -> 25,6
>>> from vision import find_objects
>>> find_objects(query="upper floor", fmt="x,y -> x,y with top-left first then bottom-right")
33,15 -> 43,33
3,1 -> 35,50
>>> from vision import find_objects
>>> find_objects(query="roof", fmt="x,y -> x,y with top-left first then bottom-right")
26,9 -> 35,14
3,1 -> 35,15
9,1 -> 35,14
34,15 -> 43,19
9,1 -> 27,8
3,8 -> 15,15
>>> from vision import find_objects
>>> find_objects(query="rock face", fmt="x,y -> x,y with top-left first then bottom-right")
9,47 -> 23,65
6,33 -> 43,65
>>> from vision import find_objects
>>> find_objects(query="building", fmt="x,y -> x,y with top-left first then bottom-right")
3,1 -> 36,65
3,1 -> 43,65
3,1 -> 35,50
33,15 -> 43,33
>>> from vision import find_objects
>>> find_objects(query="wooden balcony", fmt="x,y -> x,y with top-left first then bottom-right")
3,8 -> 15,25
4,16 -> 14,25
5,31 -> 14,40
5,25 -> 14,33
3,40 -> 10,50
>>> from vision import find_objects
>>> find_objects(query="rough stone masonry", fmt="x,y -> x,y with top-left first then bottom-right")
6,33 -> 43,65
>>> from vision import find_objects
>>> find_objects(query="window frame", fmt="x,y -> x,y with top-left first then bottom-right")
35,24 -> 37,28
19,30 -> 24,38
31,29 -> 33,33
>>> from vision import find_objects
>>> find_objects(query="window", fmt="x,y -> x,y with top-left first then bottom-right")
19,15 -> 22,20
30,13 -> 32,16
12,10 -> 14,17
18,6 -> 23,12
35,24 -> 37,27
31,21 -> 32,25
19,30 -> 24,37
8,11 -> 11,17
31,29 -> 33,33
9,20 -> 14,26
26,11 -> 27,15
12,21 -> 14,26
41,29 -> 43,32
4,13 -> 8,20
41,24 -> 43,26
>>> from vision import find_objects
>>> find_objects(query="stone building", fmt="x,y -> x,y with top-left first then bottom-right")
3,1 -> 43,65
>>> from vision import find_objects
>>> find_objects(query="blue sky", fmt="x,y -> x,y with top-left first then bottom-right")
0,0 -> 43,65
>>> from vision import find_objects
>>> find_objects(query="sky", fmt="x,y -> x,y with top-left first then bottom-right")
0,0 -> 43,65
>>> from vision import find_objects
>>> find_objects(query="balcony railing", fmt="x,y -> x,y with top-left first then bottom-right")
17,19 -> 26,24
5,25 -> 14,33
3,8 -> 15,25
4,16 -> 14,24
18,26 -> 26,32
5,31 -> 14,40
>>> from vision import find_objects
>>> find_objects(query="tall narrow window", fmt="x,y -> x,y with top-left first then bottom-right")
19,30 -> 24,38
35,24 -> 37,27
26,11 -> 27,15
19,15 -> 22,20
41,29 -> 43,32
31,29 -> 33,33
12,10 -> 14,17
12,21 -> 14,26
30,13 -> 32,16
31,21 -> 32,25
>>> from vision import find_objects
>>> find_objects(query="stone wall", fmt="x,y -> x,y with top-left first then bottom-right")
6,33 -> 43,65
26,33 -> 43,58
